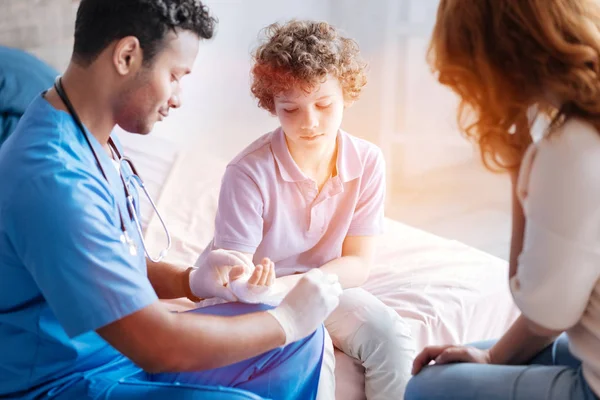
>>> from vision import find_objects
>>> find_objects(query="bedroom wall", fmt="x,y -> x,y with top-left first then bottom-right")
0,1 -> 463,168
0,0 -> 77,71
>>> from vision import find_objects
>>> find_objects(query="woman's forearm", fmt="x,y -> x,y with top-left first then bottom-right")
508,167 -> 526,279
489,314 -> 557,365
497,169 -> 555,365
507,119 -> 532,279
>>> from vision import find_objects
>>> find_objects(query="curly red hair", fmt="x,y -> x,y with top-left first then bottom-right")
251,20 -> 367,113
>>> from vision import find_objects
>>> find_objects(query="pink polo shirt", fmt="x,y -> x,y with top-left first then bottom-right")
212,127 -> 385,276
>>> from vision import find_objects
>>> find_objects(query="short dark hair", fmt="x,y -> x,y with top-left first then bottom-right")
73,0 -> 216,66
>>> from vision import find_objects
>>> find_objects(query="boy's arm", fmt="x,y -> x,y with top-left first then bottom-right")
317,147 -> 384,288
275,235 -> 376,291
315,235 -> 375,288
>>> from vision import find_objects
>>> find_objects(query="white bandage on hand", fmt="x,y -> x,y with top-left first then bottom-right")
229,271 -> 287,306
267,269 -> 343,345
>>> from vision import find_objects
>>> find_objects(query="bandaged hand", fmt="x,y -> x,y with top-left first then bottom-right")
267,269 -> 343,345
189,249 -> 254,301
229,258 -> 286,306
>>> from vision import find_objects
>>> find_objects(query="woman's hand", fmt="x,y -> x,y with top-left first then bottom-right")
412,345 -> 492,375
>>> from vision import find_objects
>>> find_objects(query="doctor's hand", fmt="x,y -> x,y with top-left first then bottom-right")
267,268 -> 343,345
189,249 -> 254,302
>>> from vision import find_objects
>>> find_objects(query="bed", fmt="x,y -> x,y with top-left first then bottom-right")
138,142 -> 521,400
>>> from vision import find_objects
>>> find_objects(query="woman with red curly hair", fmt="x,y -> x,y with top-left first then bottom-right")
407,1 -> 600,399
197,20 -> 416,399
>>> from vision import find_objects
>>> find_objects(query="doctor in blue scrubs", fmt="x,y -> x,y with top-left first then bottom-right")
0,1 -> 343,399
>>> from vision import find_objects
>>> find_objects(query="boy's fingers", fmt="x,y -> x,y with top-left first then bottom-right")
248,264 -> 262,285
268,261 -> 276,286
257,262 -> 270,286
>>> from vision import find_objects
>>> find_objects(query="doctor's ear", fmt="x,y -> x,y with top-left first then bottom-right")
113,36 -> 142,76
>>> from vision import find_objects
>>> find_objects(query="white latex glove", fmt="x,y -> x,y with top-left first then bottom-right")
267,268 -> 343,345
190,249 -> 254,301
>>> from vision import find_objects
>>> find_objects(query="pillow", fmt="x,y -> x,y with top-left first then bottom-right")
0,46 -> 58,146
1,114 -> 19,141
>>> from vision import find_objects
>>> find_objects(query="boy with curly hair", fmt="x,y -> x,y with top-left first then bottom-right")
204,20 -> 416,399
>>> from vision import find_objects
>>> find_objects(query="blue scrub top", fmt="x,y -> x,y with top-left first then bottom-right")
0,95 -> 158,397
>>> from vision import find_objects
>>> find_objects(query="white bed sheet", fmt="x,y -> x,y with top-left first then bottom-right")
334,219 -> 519,400
143,148 -> 520,400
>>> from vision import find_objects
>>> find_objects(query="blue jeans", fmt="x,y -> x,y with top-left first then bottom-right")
51,303 -> 324,400
406,334 -> 599,400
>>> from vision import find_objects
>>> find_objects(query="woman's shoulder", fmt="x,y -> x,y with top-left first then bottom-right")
537,118 -> 600,169
520,118 -> 600,202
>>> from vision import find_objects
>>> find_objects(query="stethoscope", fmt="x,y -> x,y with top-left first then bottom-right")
53,77 -> 171,262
